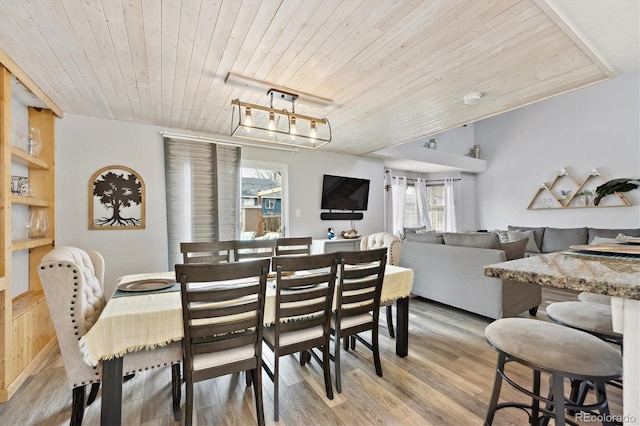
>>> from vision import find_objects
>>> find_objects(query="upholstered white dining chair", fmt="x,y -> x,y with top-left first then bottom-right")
360,232 -> 403,337
38,246 -> 182,425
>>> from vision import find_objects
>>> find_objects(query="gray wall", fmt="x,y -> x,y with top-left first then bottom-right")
474,71 -> 640,230
56,114 -> 384,294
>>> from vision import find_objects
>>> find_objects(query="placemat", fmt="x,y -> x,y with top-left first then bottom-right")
112,283 -> 180,298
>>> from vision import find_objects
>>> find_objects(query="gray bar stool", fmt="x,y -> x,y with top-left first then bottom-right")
546,301 -> 622,347
578,292 -> 613,305
484,318 -> 622,426
546,301 -> 623,412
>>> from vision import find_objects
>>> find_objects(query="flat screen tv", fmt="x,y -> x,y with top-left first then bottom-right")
321,174 -> 370,211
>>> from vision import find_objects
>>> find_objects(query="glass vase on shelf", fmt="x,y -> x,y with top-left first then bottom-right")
28,126 -> 43,157
26,209 -> 48,239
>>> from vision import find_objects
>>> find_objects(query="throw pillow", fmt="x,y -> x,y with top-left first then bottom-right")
588,228 -> 640,243
507,226 -> 545,251
541,227 -> 588,253
500,238 -> 528,260
590,236 -> 619,245
491,229 -> 510,243
405,232 -> 444,244
507,230 -> 540,254
443,232 -> 501,249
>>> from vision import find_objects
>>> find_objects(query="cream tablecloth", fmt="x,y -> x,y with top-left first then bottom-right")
79,265 -> 413,366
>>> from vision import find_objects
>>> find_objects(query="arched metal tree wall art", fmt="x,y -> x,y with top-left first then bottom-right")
89,165 -> 146,230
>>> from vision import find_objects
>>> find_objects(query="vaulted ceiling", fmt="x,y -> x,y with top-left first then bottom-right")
0,1 -> 636,156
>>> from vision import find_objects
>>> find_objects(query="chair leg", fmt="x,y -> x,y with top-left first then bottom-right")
531,369 -> 540,425
386,305 -> 395,338
86,383 -> 100,406
350,335 -> 356,350
274,353 -> 280,422
485,354 -> 505,426
372,328 -> 382,377
171,364 -> 182,421
251,367 -> 265,426
71,386 -> 86,426
335,334 -> 342,393
595,381 -> 611,421
552,375 -> 566,426
185,376 -> 194,426
322,341 -> 334,401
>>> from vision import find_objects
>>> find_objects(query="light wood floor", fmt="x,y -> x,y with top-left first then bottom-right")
0,288 -> 622,425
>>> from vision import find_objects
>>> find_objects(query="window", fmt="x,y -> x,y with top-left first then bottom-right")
240,165 -> 286,237
404,183 -> 445,231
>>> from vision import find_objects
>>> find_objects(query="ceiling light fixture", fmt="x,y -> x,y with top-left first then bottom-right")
463,92 -> 482,105
231,89 -> 331,149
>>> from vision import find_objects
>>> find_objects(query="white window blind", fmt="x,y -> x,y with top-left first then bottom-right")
164,138 -> 240,268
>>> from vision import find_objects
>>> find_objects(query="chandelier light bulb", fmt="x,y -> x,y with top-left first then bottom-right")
244,107 -> 252,126
268,111 -> 276,130
309,120 -> 317,139
290,116 -> 297,135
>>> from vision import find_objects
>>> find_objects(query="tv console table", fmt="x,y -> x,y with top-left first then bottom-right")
311,237 -> 362,254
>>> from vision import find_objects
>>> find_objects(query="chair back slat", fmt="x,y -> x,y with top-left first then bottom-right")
192,332 -> 257,354
175,259 -> 269,371
189,300 -> 259,320
234,239 -> 277,261
275,237 -> 312,256
180,241 -> 234,264
190,316 -> 258,338
185,284 -> 260,303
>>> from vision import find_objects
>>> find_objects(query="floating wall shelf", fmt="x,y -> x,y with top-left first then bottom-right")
527,168 -> 631,210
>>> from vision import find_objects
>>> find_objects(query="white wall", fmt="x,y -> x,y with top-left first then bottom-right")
474,71 -> 640,230
56,115 -> 384,294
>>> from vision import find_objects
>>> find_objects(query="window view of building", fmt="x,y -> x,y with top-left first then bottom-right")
240,167 -> 283,238
404,183 -> 445,231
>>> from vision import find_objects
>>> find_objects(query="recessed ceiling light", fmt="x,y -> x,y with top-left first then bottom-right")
463,92 -> 482,105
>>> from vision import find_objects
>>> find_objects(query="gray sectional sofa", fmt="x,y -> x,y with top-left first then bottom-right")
400,226 -> 640,320
400,230 -> 541,319
505,225 -> 640,254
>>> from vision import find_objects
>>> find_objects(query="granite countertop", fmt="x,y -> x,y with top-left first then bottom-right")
485,251 -> 640,300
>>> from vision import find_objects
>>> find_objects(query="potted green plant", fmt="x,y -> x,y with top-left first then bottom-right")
575,189 -> 593,207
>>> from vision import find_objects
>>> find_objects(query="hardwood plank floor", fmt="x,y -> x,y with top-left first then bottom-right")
0,288 -> 622,425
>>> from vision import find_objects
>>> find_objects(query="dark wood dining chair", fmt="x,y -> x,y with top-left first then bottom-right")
180,241 -> 234,263
275,236 -> 312,256
175,259 -> 270,426
233,238 -> 277,262
262,252 -> 339,421
331,248 -> 387,393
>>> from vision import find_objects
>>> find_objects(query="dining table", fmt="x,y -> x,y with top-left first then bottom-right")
485,251 -> 640,426
79,264 -> 414,425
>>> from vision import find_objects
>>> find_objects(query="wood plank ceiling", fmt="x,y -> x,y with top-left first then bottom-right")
0,0 -> 612,156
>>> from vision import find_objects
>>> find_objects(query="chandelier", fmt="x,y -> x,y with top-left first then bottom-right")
231,89 -> 331,149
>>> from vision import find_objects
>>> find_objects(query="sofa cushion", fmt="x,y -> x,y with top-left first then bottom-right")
443,232 -> 500,249
500,238 -> 528,261
508,226 -> 545,251
405,232 -> 444,244
507,230 -> 540,254
590,236 -> 619,245
588,228 -> 640,243
541,227 -> 588,253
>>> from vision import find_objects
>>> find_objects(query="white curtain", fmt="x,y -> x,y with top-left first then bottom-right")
414,178 -> 432,230
383,170 -> 393,233
391,175 -> 406,237
444,178 -> 457,232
